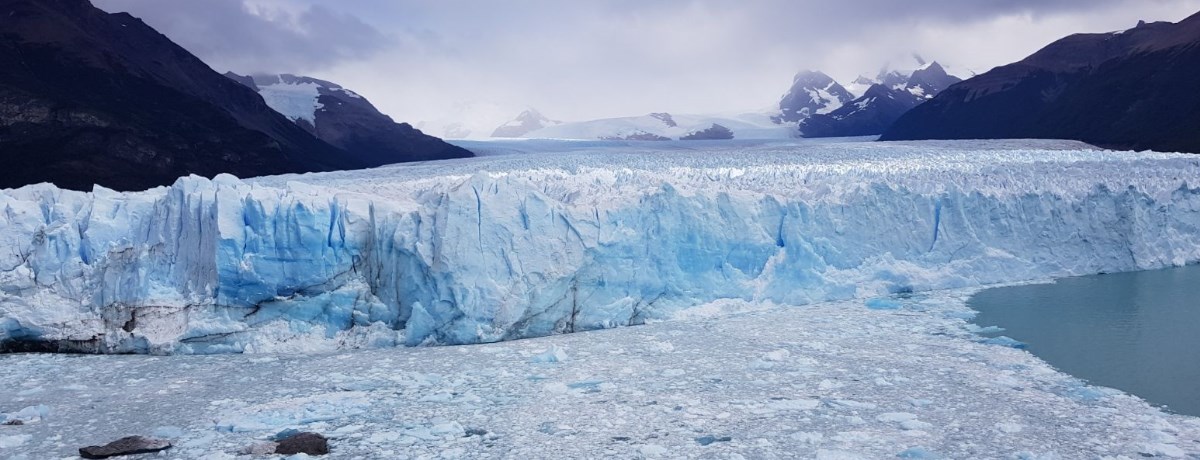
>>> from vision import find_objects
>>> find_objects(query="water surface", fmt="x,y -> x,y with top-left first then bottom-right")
970,265 -> 1200,416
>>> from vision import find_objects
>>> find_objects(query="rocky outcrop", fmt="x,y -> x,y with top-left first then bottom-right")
680,123 -> 734,140
275,432 -> 330,456
79,436 -> 171,459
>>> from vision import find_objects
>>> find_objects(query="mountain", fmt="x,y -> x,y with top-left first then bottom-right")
904,62 -> 961,98
228,74 -> 471,164
0,0 -> 358,191
798,85 -> 924,138
774,71 -> 855,123
417,101 -> 518,139
881,14 -> 1200,153
491,109 -> 560,138
799,62 -> 961,138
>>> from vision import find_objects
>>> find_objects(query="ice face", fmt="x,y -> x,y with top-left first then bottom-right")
2,139 -> 1200,353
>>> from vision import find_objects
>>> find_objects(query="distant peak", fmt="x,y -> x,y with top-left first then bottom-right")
914,61 -> 948,76
792,70 -> 831,83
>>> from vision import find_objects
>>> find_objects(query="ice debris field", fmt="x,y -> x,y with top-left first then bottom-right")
2,138 -> 1200,457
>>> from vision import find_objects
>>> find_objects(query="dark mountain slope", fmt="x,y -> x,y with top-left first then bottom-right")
231,74 -> 472,165
799,62 -> 959,138
881,13 -> 1200,152
799,84 -> 924,138
0,0 -> 357,190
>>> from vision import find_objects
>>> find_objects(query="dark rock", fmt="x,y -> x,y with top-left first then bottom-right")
881,12 -> 1200,153
649,112 -> 677,127
79,436 -> 171,459
274,432 -> 329,456
681,124 -> 734,140
600,131 -> 670,141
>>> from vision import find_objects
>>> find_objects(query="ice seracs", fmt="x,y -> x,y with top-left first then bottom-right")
2,139 -> 1200,354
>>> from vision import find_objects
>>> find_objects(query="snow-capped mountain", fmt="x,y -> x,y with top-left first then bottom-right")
491,109 -> 561,138
228,74 -> 472,164
904,62 -> 962,98
798,61 -> 961,138
418,101 -> 522,139
883,14 -> 1200,154
798,84 -> 924,138
774,70 -> 855,123
519,112 -> 795,140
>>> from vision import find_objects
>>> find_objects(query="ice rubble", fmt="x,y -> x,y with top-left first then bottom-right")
2,139 -> 1200,353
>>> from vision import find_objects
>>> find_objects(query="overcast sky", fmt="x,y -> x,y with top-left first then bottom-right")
95,0 -> 1200,124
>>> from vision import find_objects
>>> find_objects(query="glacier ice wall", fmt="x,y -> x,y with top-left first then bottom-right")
3,140 -> 1200,353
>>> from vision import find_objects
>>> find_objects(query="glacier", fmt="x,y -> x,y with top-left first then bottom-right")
2,139 -> 1200,354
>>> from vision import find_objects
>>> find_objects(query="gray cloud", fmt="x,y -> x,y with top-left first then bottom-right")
94,0 -> 390,74
93,0 -> 1200,125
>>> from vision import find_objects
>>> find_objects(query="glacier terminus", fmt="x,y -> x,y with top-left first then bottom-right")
3,139 -> 1200,354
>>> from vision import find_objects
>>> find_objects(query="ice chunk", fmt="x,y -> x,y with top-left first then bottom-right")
865,298 -> 903,310
980,336 -> 1027,349
0,434 -> 31,448
767,398 -> 820,411
529,346 -> 569,363
2,405 -> 49,424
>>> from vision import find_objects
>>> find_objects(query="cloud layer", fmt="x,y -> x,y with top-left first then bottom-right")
95,0 -> 1200,124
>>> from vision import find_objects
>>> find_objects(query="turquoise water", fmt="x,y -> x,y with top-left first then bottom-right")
969,265 -> 1200,416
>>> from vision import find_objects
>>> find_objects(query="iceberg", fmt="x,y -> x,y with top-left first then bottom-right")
2,139 -> 1200,353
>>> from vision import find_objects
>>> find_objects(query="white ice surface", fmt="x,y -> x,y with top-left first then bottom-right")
1,290 -> 1198,458
3,139 -> 1200,353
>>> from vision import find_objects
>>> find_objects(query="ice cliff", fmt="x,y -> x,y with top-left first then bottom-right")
3,140 -> 1200,353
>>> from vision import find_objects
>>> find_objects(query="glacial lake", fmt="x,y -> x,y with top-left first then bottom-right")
969,265 -> 1200,416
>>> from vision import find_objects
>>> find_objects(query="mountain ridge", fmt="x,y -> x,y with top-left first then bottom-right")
881,13 -> 1200,152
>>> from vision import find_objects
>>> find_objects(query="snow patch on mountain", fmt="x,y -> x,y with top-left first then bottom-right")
256,80 -> 324,124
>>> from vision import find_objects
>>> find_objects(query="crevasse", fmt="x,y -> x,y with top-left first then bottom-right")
2,141 -> 1200,354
